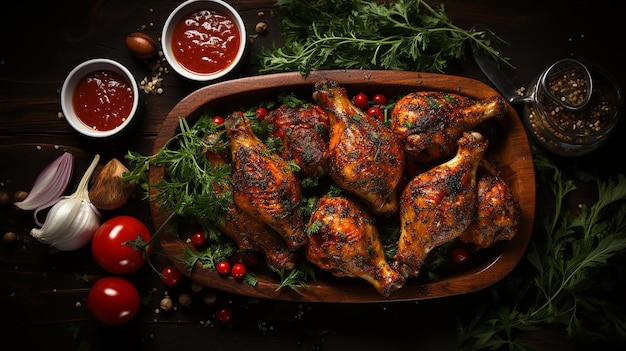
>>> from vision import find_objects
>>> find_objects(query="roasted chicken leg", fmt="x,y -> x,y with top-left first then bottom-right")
225,112 -> 307,251
265,104 -> 330,177
314,78 -> 405,216
458,159 -> 520,249
203,133 -> 297,270
393,131 -> 488,279
390,91 -> 505,162
305,194 -> 405,297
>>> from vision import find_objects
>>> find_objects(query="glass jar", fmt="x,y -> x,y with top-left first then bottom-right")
522,63 -> 622,156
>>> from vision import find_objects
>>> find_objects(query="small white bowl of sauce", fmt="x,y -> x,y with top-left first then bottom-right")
61,58 -> 139,138
162,0 -> 247,82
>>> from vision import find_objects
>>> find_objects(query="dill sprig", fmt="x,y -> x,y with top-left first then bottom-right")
457,149 -> 626,350
257,0 -> 509,75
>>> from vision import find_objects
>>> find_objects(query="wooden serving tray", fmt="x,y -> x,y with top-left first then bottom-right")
149,70 -> 536,303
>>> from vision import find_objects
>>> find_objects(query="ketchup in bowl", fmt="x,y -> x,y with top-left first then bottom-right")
171,9 -> 241,75
72,70 -> 134,131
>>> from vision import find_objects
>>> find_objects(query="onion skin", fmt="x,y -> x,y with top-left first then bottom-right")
88,158 -> 135,210
14,152 -> 74,215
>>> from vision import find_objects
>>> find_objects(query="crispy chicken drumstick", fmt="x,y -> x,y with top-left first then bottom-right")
225,112 -> 307,251
393,131 -> 488,279
314,78 -> 405,217
305,194 -> 405,297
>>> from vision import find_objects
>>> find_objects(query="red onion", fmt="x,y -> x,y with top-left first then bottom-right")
14,152 -> 74,225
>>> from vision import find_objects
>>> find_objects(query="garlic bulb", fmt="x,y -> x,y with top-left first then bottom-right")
31,154 -> 101,251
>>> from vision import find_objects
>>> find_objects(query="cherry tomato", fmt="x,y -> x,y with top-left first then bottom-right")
216,307 -> 232,323
255,107 -> 268,121
216,261 -> 231,275
231,263 -> 246,279
191,231 -> 206,247
353,92 -> 369,110
160,265 -> 182,286
91,216 -> 153,275
212,116 -> 224,125
87,276 -> 140,325
367,106 -> 384,123
372,93 -> 387,106
451,247 -> 469,264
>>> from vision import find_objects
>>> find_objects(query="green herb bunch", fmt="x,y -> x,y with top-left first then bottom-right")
257,0 -> 509,75
457,149 -> 626,350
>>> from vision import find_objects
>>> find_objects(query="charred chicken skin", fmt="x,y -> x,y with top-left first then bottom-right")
265,104 -> 330,177
203,134 -> 297,270
314,78 -> 405,217
390,91 -> 506,162
393,131 -> 488,279
305,194 -> 405,297
225,112 -> 307,251
458,159 -> 520,249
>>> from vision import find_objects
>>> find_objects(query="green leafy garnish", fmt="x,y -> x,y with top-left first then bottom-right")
124,115 -> 232,225
457,149 -> 626,349
257,0 -> 509,75
270,263 -> 317,294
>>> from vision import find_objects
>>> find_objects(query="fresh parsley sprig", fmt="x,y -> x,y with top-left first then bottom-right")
257,0 -> 509,75
124,115 -> 233,225
457,149 -> 626,350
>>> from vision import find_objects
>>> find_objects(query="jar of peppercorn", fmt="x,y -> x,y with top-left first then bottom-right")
522,62 -> 622,156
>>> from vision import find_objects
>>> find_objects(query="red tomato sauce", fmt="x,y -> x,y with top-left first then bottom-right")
171,9 -> 241,75
72,70 -> 134,131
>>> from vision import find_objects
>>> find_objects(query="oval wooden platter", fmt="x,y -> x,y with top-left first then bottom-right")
149,70 -> 536,303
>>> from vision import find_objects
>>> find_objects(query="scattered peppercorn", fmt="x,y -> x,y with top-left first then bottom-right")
255,22 -> 268,34
13,190 -> 27,203
160,296 -> 174,311
3,231 -> 18,244
178,293 -> 192,307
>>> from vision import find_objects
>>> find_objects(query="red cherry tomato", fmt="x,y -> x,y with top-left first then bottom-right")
216,307 -> 232,323
367,106 -> 384,123
91,216 -> 153,274
216,261 -> 231,275
230,263 -> 246,279
451,247 -> 469,264
255,107 -> 269,121
191,231 -> 206,247
212,116 -> 224,125
372,93 -> 387,106
87,276 -> 140,325
353,92 -> 369,110
160,265 -> 182,286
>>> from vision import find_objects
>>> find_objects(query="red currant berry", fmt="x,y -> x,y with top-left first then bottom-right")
212,116 -> 224,125
230,263 -> 246,279
216,261 -> 231,275
216,307 -> 232,323
353,92 -> 369,110
160,265 -> 182,286
372,93 -> 387,106
191,231 -> 206,247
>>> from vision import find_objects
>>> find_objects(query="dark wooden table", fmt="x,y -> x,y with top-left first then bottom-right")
1,1 -> 624,350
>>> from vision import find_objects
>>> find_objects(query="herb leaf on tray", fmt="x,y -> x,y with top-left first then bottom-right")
457,149 -> 626,350
257,0 -> 509,75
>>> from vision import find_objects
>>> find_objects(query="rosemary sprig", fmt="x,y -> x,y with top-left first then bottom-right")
257,0 -> 509,75
457,149 -> 626,350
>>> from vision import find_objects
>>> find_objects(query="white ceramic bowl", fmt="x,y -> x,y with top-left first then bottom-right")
162,0 -> 247,82
61,58 -> 139,138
